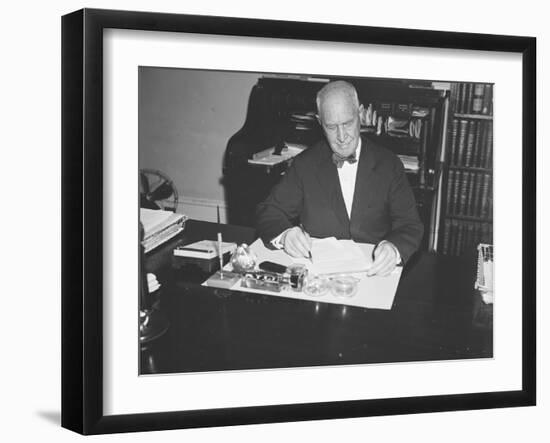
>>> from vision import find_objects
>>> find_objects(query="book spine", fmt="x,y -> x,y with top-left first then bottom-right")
452,170 -> 461,215
455,83 -> 462,114
464,83 -> 474,114
446,169 -> 455,215
484,121 -> 493,169
466,172 -> 477,216
480,173 -> 491,218
459,83 -> 468,114
464,120 -> 476,167
472,171 -> 483,217
472,83 -> 485,114
456,120 -> 468,166
442,218 -> 451,255
450,83 -> 459,113
481,84 -> 493,115
478,121 -> 488,168
472,120 -> 483,168
449,118 -> 459,165
458,172 -> 470,215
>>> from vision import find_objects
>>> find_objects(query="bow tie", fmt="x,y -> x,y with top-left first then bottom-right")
332,152 -> 357,168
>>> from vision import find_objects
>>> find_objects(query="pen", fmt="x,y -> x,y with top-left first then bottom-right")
217,206 -> 223,276
299,223 -> 313,262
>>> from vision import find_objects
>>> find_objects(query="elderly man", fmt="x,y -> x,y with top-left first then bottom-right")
255,80 -> 423,276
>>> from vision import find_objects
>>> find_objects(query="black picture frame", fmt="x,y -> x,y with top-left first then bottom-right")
61,8 -> 536,435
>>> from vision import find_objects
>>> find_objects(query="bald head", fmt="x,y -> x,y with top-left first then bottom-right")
315,81 -> 363,159
316,81 -> 360,115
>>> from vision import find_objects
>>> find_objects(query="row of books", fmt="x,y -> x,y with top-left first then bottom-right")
445,170 -> 492,219
448,119 -> 493,169
441,219 -> 493,257
450,82 -> 493,115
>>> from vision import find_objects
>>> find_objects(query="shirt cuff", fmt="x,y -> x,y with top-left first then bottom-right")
270,228 -> 292,250
379,240 -> 402,265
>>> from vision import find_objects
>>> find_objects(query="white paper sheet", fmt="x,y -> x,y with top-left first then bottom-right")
204,238 -> 402,310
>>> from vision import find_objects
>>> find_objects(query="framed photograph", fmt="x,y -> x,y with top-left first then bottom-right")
62,8 -> 536,434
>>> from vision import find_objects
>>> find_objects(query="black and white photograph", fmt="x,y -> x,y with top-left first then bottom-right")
138,67 -> 495,374
56,5 -> 538,437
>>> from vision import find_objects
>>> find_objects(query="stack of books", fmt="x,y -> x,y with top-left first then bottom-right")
140,208 -> 187,253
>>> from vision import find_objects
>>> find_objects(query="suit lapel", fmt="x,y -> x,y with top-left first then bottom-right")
315,145 -> 350,230
350,137 -> 377,225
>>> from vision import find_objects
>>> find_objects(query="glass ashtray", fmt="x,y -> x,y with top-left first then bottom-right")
330,275 -> 360,298
303,275 -> 330,297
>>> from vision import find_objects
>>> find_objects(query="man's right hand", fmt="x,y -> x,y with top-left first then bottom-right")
282,226 -> 312,258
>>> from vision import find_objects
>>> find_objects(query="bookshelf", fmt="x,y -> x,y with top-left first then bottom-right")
438,82 -> 493,256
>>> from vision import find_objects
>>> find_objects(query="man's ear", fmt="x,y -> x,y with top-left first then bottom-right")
315,114 -> 322,126
357,104 -> 365,124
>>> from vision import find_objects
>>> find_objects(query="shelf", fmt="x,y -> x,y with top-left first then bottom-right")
453,113 -> 493,120
444,214 -> 492,223
448,165 -> 492,173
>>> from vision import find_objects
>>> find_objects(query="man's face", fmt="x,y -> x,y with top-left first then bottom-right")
318,92 -> 363,158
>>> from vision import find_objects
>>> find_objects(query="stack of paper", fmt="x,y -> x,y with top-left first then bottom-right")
140,208 -> 187,253
249,237 -> 374,276
398,155 -> 419,172
247,144 -> 306,166
174,240 -> 236,259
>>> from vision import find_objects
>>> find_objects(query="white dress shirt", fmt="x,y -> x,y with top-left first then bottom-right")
337,138 -> 361,218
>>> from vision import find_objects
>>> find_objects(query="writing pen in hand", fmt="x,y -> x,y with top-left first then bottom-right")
299,223 -> 313,262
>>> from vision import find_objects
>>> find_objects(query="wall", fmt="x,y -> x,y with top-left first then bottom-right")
2,1 -> 547,443
139,67 -> 259,221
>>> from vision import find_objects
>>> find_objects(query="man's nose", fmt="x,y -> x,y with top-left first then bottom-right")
336,125 -> 345,142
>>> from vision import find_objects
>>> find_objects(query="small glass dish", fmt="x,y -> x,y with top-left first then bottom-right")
330,275 -> 360,298
303,275 -> 330,297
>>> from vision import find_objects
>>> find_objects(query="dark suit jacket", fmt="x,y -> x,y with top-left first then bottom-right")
255,136 -> 424,264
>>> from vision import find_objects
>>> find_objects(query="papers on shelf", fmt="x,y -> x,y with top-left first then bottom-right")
398,155 -> 419,172
174,240 -> 237,259
247,143 -> 307,166
140,208 -> 187,253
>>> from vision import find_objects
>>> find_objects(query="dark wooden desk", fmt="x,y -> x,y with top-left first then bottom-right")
141,220 -> 492,374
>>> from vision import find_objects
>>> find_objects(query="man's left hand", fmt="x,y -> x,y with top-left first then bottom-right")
367,241 -> 399,277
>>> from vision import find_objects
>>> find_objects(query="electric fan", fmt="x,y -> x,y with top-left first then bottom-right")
139,168 -> 179,211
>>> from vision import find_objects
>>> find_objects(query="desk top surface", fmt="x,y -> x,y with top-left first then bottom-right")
141,219 -> 492,375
